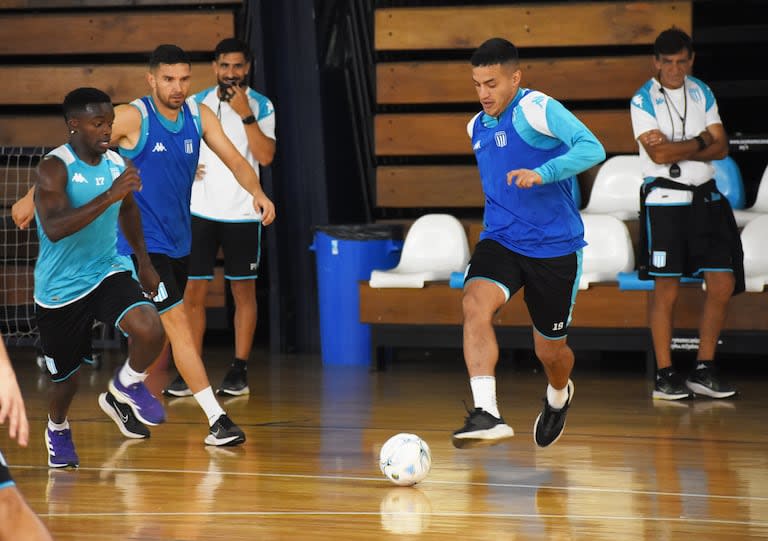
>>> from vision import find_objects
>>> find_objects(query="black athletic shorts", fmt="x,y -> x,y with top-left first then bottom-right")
0,450 -> 13,488
36,272 -> 154,382
465,239 -> 580,339
132,253 -> 189,314
188,216 -> 262,280
645,202 -> 735,277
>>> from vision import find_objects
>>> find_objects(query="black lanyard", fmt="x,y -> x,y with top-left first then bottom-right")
660,85 -> 688,141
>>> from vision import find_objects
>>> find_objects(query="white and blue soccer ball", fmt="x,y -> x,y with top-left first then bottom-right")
379,433 -> 431,486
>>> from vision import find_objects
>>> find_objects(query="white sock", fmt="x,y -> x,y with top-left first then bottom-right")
193,387 -> 225,426
470,376 -> 500,418
118,361 -> 147,388
547,383 -> 569,410
48,416 -> 69,431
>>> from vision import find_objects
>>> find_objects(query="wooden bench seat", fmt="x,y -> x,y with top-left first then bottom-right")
0,10 -> 233,55
377,56 -> 652,104
375,2 -> 691,50
0,65 -> 216,106
375,110 -> 637,156
359,279 -> 768,370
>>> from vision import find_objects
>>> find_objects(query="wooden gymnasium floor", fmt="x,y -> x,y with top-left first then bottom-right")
1,343 -> 767,540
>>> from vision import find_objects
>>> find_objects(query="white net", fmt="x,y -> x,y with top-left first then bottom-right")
0,146 -> 46,347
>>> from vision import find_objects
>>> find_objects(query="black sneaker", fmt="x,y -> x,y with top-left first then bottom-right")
451,407 -> 514,449
217,365 -> 249,396
686,364 -> 737,399
534,379 -> 574,448
204,414 -> 246,447
653,367 -> 693,400
98,392 -> 150,439
163,374 -> 192,397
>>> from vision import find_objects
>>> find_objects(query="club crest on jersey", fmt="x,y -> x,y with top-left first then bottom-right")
653,251 -> 667,268
184,139 -> 194,154
494,131 -> 507,148
689,86 -> 702,103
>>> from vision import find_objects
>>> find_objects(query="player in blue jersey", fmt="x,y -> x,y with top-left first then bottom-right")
452,38 -> 605,449
32,88 -> 167,467
164,38 -> 276,399
0,336 -> 55,540
631,28 -> 740,401
109,45 -> 275,446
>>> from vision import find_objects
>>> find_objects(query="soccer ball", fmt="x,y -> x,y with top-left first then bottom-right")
379,433 -> 431,486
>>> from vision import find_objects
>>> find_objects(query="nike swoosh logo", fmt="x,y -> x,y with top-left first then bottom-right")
120,410 -> 129,423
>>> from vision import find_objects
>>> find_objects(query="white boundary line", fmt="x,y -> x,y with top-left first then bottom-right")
33,510 -> 768,528
17,464 -> 768,503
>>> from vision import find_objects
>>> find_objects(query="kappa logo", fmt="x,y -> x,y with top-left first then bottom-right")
473,140 -> 481,150
656,97 -> 665,105
152,142 -> 167,153
531,95 -> 546,109
632,94 -> 643,108
250,263 -> 259,270
71,172 -> 87,183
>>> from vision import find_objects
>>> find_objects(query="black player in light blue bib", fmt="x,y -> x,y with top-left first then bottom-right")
32,88 -> 167,468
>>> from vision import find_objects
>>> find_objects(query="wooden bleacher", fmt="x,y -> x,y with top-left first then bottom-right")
362,1 -> 766,370
373,1 -> 692,216
0,0 -> 238,316
360,231 -> 768,371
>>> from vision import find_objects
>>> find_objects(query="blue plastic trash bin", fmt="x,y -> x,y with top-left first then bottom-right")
311,225 -> 403,366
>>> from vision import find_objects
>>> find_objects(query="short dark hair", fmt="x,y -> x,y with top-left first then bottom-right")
214,38 -> 251,61
470,37 -> 519,67
654,27 -> 693,58
149,44 -> 191,69
62,87 -> 112,120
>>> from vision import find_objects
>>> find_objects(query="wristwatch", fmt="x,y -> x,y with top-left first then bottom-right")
241,115 -> 256,125
694,135 -> 708,151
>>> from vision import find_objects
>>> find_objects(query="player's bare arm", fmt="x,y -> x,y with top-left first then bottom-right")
34,158 -> 139,241
199,104 -> 276,225
11,186 -> 35,229
638,122 -> 728,164
0,341 -> 29,447
110,103 -> 143,150
227,85 -> 276,165
117,158 -> 161,298
506,168 -> 543,189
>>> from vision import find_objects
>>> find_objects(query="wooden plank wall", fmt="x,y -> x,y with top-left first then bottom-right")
0,0 -> 237,310
373,1 -> 692,214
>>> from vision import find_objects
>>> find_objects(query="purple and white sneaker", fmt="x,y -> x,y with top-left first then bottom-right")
109,370 -> 166,426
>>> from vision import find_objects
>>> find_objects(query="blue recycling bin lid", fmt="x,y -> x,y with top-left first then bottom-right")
313,224 -> 403,241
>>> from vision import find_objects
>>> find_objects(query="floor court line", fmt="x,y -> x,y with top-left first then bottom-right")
34,510 -> 768,528
16,464 -> 768,503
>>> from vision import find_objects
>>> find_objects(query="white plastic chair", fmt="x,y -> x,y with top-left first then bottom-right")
732,163 -> 768,227
742,214 -> 768,292
581,155 -> 644,220
369,214 -> 470,288
578,214 -> 635,290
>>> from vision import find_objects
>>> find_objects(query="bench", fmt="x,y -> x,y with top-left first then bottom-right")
360,279 -> 768,373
